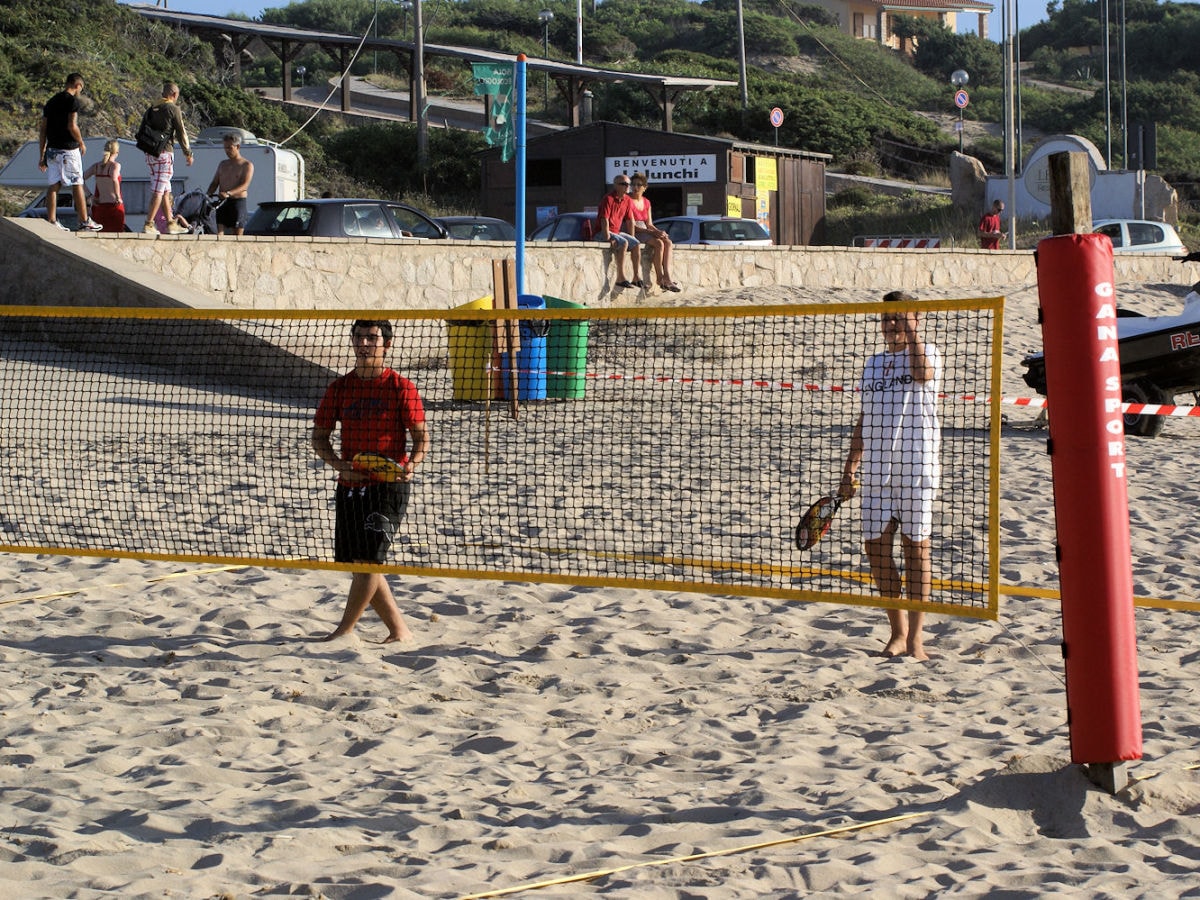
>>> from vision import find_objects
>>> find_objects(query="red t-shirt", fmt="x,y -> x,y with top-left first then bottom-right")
979,211 -> 1001,250
596,191 -> 632,237
314,368 -> 425,478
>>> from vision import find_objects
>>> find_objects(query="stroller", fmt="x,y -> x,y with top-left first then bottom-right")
173,189 -> 225,234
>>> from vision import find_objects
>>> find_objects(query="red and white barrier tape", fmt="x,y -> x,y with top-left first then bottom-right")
487,366 -> 1200,417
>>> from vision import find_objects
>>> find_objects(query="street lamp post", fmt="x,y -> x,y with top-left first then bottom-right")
538,10 -> 554,114
951,69 -> 969,153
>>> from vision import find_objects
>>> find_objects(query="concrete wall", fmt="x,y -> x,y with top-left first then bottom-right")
0,216 -> 1187,312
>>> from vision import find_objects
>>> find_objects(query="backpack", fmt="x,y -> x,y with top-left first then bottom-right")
135,103 -> 173,156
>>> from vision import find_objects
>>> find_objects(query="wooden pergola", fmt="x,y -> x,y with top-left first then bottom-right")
130,4 -> 737,133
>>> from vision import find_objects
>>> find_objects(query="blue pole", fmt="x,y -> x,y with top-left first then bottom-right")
515,54 -> 528,296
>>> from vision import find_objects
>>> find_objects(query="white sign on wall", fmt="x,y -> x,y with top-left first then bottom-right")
606,155 -> 717,183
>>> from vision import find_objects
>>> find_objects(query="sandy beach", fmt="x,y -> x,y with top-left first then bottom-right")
2,277 -> 1199,898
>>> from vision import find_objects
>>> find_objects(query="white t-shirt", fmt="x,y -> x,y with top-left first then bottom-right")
858,344 -> 943,490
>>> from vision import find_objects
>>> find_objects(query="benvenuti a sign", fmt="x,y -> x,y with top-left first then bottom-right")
606,155 -> 717,183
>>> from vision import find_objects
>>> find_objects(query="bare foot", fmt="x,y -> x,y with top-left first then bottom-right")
382,625 -> 414,645
908,642 -> 930,661
881,636 -> 907,657
317,628 -> 352,642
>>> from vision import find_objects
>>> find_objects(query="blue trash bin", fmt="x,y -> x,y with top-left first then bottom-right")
499,294 -> 549,400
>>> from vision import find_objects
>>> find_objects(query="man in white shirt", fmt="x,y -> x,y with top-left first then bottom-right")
839,291 -> 942,660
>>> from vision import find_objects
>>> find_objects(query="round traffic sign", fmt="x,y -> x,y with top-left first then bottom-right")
769,106 -> 784,127
954,89 -> 969,109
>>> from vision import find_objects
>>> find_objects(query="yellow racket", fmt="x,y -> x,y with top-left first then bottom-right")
351,451 -> 406,482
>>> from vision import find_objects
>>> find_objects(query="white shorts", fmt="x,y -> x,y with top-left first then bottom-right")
861,483 -> 936,542
45,147 -> 83,187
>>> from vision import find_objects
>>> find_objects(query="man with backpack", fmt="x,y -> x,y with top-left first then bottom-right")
139,81 -> 193,234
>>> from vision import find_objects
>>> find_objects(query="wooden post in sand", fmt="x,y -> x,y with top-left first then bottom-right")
1037,151 -> 1143,795
492,259 -> 521,421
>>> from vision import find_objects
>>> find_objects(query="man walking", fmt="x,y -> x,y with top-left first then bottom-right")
38,73 -> 102,232
142,81 -> 193,234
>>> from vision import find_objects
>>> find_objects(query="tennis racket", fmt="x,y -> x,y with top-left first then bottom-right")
795,494 -> 843,550
351,451 -> 406,482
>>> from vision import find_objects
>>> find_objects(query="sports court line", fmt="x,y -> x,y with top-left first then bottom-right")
457,811 -> 926,899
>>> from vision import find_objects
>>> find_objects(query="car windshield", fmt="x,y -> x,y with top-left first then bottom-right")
387,205 -> 441,239
446,221 -> 513,240
251,205 -> 312,235
663,221 -> 692,243
700,219 -> 769,242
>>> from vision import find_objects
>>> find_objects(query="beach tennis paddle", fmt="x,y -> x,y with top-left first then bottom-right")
351,451 -> 406,482
795,494 -> 842,550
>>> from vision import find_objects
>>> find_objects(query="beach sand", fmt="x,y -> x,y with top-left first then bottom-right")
2,278 -> 1199,898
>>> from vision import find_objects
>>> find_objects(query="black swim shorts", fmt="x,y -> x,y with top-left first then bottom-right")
334,481 -> 411,564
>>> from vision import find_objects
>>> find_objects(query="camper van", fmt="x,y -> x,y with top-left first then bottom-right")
0,126 -> 305,230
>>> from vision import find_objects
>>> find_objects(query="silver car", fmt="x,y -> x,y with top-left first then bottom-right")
1092,219 -> 1186,254
655,215 -> 773,246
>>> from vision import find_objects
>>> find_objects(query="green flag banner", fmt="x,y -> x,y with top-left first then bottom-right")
472,62 -> 516,163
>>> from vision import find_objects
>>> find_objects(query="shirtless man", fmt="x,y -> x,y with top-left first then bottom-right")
206,132 -> 254,236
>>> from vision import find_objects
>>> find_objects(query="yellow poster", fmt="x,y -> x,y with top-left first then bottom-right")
755,157 -> 778,192
726,195 -> 742,217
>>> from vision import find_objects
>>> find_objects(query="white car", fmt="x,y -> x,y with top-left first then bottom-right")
655,215 -> 773,246
1092,219 -> 1186,254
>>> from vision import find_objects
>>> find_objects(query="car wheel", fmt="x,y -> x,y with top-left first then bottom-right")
1122,381 -> 1167,438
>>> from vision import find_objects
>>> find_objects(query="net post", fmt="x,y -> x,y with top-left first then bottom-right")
1037,151 -> 1143,792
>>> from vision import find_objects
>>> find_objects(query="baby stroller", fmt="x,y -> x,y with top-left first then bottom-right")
173,189 -> 225,235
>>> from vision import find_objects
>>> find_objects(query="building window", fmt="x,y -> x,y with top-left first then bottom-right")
527,158 -> 562,188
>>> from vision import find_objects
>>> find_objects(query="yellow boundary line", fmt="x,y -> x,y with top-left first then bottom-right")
0,297 -> 1002,323
456,812 -> 926,900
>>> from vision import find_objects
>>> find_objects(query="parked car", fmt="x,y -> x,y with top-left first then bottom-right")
244,198 -> 449,240
435,215 -> 515,241
527,212 -> 597,242
1092,219 -> 1186,254
18,190 -> 82,229
654,215 -> 773,246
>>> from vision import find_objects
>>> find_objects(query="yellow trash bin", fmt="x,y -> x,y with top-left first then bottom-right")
448,296 -> 498,401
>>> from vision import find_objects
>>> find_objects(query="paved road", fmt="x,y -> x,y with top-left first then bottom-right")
256,75 -> 563,136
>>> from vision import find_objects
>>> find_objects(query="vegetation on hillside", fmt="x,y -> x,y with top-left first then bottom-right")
3,0 -> 1200,245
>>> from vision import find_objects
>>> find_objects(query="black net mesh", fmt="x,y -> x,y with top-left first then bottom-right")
0,299 -> 1001,618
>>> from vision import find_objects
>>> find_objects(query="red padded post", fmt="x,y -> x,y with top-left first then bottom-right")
1036,233 -> 1142,765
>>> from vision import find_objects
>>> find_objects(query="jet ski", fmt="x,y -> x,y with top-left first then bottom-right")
1021,253 -> 1200,438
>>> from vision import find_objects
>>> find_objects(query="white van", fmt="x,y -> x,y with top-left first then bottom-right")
0,126 -> 305,230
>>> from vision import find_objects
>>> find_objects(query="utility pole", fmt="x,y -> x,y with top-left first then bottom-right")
414,0 -> 427,172
736,0 -> 748,110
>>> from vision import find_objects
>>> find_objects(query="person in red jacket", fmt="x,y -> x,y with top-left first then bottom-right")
312,319 -> 431,643
978,199 -> 1005,250
595,174 -> 642,288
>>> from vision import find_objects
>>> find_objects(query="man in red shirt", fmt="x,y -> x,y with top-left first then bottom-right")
978,199 -> 1005,250
595,174 -> 642,288
312,319 -> 430,643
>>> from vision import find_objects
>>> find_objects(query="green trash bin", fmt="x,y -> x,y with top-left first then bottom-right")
447,296 -> 498,401
544,296 -> 589,399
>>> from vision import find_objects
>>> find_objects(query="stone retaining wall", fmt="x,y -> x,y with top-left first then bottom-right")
1,217 -> 1187,311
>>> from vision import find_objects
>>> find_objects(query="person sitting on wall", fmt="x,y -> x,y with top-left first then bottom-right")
594,175 -> 641,289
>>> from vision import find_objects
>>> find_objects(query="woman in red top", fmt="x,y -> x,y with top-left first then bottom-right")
83,139 -> 125,232
628,172 -> 680,292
